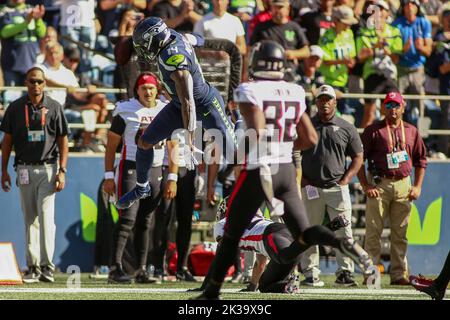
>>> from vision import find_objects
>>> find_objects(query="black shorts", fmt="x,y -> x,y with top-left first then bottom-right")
224,163 -> 310,243
364,74 -> 398,104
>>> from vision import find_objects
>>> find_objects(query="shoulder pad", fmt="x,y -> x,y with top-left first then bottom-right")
165,54 -> 186,67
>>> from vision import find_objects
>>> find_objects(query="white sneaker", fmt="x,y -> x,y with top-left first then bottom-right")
300,277 -> 325,287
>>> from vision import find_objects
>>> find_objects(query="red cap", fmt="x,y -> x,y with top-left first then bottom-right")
383,92 -> 404,105
136,73 -> 158,88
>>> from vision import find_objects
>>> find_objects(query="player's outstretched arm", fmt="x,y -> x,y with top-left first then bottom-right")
170,70 -> 196,144
294,112 -> 318,151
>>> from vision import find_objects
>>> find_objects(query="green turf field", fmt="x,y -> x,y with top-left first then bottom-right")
0,274 -> 447,300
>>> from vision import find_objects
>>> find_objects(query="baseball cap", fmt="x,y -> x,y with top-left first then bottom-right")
383,92 -> 404,106
317,85 -> 336,99
310,45 -> 324,59
372,0 -> 389,11
271,0 -> 289,6
332,5 -> 358,25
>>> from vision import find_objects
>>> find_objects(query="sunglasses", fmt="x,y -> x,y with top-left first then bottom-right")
385,101 -> 401,109
28,79 -> 45,85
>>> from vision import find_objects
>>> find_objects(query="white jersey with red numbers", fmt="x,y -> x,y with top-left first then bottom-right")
113,98 -> 167,166
214,215 -> 273,257
233,80 -> 306,169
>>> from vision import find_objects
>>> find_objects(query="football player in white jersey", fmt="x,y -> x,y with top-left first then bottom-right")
195,40 -> 373,299
191,197 -> 350,294
103,73 -> 167,284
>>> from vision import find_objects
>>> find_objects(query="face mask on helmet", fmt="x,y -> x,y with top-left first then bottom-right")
132,18 -> 171,61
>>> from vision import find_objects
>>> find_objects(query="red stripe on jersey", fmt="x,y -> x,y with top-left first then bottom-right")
267,233 -> 279,254
224,170 -> 248,232
241,235 -> 264,242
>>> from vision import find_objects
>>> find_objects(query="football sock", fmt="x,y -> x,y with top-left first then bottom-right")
136,147 -> 154,184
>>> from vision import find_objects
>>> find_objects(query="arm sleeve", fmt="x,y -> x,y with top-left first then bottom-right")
411,129 -> 428,169
422,18 -> 432,39
55,104 -> 70,137
294,23 -> 309,48
109,115 -> 126,136
346,125 -> 364,158
35,18 -> 46,38
0,21 -> 28,38
361,127 -> 373,161
0,105 -> 13,134
390,27 -> 403,55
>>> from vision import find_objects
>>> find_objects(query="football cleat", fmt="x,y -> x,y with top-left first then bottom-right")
108,264 -> 132,284
339,238 -> 373,274
115,184 -> 151,209
409,275 -> 445,300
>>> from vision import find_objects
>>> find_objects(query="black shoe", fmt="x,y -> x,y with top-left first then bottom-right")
176,268 -> 197,282
135,269 -> 157,284
39,266 -> 55,283
335,270 -> 358,287
22,266 -> 41,284
108,265 -> 132,284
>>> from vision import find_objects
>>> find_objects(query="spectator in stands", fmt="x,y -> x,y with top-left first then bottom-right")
194,0 -> 247,55
318,5 -> 357,115
152,0 -> 203,32
393,0 -> 433,124
37,26 -> 58,64
357,92 -> 427,285
300,85 -> 363,287
36,41 -> 109,150
297,0 -> 335,45
228,0 -> 259,41
297,45 -> 326,113
356,0 -> 403,128
421,0 -> 444,33
429,4 -> 450,156
59,0 -> 97,85
0,66 -> 69,283
119,8 -> 145,36
248,0 -> 272,41
0,0 -> 46,86
250,0 -> 310,82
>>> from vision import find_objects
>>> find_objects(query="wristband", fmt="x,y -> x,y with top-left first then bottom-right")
293,150 -> 302,169
104,171 -> 114,180
167,173 -> 178,182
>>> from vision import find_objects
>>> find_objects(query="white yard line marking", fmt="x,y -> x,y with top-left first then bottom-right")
0,287 -> 446,296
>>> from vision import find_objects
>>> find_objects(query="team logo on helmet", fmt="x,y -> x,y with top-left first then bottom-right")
142,22 -> 166,41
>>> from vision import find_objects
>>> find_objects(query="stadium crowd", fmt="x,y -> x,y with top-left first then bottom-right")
0,0 -> 448,154
0,0 -> 448,299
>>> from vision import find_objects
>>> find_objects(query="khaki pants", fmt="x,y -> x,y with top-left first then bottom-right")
365,176 -> 411,281
17,164 -> 57,271
300,184 -> 354,278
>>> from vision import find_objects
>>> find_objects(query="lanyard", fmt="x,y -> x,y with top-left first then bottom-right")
386,120 -> 406,153
25,103 -> 45,129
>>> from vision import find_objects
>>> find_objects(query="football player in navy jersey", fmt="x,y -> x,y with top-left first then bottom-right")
116,17 -> 237,210
194,40 -> 373,299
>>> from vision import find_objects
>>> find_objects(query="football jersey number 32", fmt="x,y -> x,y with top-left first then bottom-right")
262,101 -> 301,142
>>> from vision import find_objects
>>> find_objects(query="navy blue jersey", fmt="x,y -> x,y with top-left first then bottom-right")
157,31 -> 214,107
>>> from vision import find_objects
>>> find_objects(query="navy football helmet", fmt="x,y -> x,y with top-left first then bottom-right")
249,40 -> 286,80
132,17 -> 171,61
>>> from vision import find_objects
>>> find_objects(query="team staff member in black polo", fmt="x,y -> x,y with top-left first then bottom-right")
300,85 -> 364,287
1,66 -> 69,283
